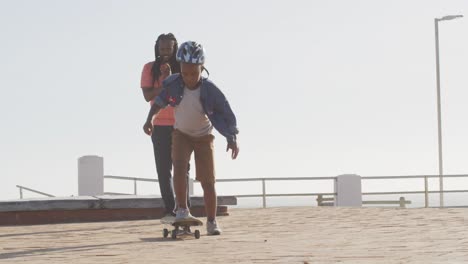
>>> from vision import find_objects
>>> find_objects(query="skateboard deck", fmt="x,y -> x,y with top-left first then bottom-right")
161,218 -> 203,239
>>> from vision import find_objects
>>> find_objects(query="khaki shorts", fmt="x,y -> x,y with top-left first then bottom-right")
172,129 -> 215,184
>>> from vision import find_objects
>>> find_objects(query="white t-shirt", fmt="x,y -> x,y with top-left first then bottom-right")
174,86 -> 213,137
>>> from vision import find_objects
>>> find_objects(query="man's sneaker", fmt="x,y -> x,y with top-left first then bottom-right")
206,220 -> 222,236
175,208 -> 197,223
161,213 -> 175,223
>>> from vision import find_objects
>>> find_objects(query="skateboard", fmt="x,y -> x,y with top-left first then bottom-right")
161,218 -> 203,239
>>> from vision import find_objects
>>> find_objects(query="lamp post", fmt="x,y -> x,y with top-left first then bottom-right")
434,15 -> 463,208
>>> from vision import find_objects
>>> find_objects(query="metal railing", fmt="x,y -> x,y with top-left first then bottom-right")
361,174 -> 468,208
104,175 -> 156,196
104,175 -> 337,208
217,177 -> 337,208
103,174 -> 468,208
16,185 -> 55,199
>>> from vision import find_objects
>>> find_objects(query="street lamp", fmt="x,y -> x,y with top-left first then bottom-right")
434,14 -> 463,208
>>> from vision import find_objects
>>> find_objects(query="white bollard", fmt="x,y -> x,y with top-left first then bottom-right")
78,155 -> 104,196
334,174 -> 362,207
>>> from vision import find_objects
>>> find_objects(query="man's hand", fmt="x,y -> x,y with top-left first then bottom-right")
160,63 -> 171,78
226,141 -> 239,160
143,121 -> 153,136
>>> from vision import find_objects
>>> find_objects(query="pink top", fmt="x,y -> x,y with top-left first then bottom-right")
140,61 -> 175,126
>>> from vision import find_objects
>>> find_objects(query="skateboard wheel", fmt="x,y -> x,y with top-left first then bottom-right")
163,228 -> 169,238
194,230 -> 200,239
171,229 -> 177,239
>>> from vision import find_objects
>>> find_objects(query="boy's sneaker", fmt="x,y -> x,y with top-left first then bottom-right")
174,208 -> 197,223
206,220 -> 222,236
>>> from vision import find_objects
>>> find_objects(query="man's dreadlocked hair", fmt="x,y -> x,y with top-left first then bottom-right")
152,33 -> 180,86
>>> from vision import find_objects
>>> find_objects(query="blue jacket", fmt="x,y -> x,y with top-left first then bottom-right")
154,74 -> 239,143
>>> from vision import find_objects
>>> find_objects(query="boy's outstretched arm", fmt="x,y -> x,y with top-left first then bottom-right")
143,104 -> 161,136
226,140 -> 239,160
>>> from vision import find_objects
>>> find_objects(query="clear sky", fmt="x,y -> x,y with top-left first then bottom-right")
1,0 -> 467,201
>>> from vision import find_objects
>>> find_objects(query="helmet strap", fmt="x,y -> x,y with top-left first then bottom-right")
202,66 -> 210,77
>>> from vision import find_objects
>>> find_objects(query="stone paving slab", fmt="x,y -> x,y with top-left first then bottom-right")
1,207 -> 467,263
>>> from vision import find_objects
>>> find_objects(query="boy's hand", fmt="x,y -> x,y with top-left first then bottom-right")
226,141 -> 239,160
143,121 -> 153,136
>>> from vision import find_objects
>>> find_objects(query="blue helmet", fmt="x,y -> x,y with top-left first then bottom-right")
176,41 -> 205,64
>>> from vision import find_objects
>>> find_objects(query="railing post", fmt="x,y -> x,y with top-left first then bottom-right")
133,178 -> 137,195
317,194 -> 323,206
262,179 -> 266,208
424,176 -> 429,208
399,197 -> 406,208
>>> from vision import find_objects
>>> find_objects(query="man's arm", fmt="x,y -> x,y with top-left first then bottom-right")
141,87 -> 164,102
141,63 -> 171,102
143,103 -> 162,136
147,103 -> 162,123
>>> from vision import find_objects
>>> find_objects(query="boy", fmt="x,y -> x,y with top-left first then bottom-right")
143,41 -> 239,235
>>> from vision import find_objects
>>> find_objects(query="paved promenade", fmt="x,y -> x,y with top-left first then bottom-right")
1,207 -> 468,263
